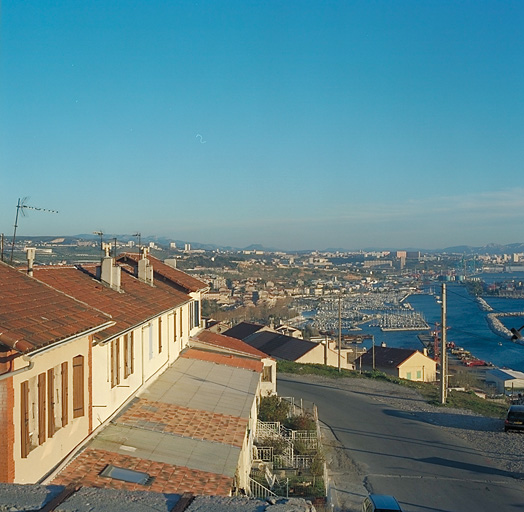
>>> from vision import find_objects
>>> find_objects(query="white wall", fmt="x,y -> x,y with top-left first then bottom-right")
12,336 -> 91,483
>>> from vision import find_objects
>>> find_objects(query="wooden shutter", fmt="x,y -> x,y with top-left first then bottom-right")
158,317 -> 163,353
123,334 -> 129,379
130,332 -> 134,375
123,333 -> 133,379
47,368 -> 55,438
20,380 -> 30,458
72,355 -> 84,418
61,362 -> 68,427
38,373 -> 46,445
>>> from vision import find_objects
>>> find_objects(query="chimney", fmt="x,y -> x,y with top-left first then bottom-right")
26,247 -> 36,277
138,247 -> 153,285
99,242 -> 121,291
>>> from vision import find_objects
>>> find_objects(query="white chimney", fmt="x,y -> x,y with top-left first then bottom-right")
138,247 -> 153,285
99,242 -> 121,291
26,247 -> 36,277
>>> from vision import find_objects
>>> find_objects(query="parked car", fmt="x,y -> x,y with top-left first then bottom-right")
504,404 -> 524,432
362,494 -> 403,512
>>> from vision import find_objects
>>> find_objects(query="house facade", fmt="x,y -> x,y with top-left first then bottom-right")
0,261 -> 114,483
356,346 -> 437,382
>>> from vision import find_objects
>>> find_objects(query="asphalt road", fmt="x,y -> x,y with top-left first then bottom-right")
277,375 -> 524,512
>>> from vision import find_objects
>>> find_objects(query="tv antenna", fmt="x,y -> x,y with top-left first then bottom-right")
133,232 -> 142,252
10,197 -> 58,264
93,230 -> 105,251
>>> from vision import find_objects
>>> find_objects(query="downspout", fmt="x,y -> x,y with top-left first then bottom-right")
0,355 -> 34,381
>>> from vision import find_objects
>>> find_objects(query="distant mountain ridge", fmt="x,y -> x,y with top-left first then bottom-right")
12,235 -> 524,255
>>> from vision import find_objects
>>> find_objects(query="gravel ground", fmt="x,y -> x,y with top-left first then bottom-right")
281,374 -> 524,512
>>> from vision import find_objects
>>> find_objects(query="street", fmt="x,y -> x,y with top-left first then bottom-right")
278,375 -> 524,512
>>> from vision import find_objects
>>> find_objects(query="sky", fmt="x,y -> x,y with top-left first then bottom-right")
1,1 -> 523,251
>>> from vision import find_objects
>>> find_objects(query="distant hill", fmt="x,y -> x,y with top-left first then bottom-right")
439,243 -> 524,255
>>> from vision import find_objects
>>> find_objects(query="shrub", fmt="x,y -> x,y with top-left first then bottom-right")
258,394 -> 290,423
284,413 -> 316,431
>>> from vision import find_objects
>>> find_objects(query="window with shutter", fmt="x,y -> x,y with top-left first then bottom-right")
20,380 -> 30,458
47,368 -> 55,438
111,339 -> 120,387
72,355 -> 84,418
158,317 -> 163,353
38,373 -> 46,445
61,362 -> 68,427
123,333 -> 134,378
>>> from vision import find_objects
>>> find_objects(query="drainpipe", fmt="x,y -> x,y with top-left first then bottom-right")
0,355 -> 34,381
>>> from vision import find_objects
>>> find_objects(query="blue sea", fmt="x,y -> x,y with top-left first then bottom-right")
345,276 -> 524,373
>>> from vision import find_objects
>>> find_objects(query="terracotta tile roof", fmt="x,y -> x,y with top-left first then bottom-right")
118,398 -> 248,447
194,329 -> 269,359
0,262 -> 113,353
118,253 -> 208,293
52,448 -> 233,496
32,264 -> 190,342
182,347 -> 264,373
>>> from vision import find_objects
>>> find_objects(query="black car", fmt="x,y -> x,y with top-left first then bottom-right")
504,404 -> 524,432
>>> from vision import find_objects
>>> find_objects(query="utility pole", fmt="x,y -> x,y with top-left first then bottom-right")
440,283 -> 447,404
338,293 -> 342,372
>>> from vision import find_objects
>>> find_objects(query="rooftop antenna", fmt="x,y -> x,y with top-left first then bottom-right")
10,197 -> 58,264
133,232 -> 142,252
93,230 -> 104,252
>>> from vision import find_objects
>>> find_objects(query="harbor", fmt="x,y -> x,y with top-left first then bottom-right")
293,283 -> 524,374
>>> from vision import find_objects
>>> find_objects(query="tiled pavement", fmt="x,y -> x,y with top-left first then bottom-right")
118,399 -> 248,447
52,448 -> 233,496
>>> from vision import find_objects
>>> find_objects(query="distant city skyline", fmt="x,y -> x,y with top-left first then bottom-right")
1,1 -> 523,251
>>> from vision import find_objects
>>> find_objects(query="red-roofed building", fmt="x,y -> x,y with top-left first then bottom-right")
192,330 -> 277,395
32,249 -> 208,427
0,261 -> 114,483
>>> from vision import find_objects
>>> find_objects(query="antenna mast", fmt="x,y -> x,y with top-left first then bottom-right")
10,197 -> 58,264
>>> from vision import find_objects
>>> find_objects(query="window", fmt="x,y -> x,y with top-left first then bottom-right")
123,332 -> 134,379
100,464 -> 153,485
262,366 -> 273,383
179,309 -> 183,339
406,372 -> 412,380
146,324 -> 153,360
111,339 -> 121,388
73,355 -> 84,418
194,300 -> 200,328
416,370 -> 422,379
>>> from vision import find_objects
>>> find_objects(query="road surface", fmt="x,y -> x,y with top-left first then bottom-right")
277,375 -> 524,512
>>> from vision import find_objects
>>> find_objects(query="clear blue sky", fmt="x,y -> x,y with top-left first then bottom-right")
1,1 -> 523,251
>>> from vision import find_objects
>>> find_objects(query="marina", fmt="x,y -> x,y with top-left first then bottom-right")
293,281 -> 524,374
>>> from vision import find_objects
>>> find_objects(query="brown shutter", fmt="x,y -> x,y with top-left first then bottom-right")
61,362 -> 68,427
72,355 -> 84,418
130,332 -> 134,375
115,339 -> 120,385
38,373 -> 46,445
123,334 -> 129,379
173,312 -> 177,342
158,317 -> 163,353
20,380 -> 30,458
47,368 -> 55,438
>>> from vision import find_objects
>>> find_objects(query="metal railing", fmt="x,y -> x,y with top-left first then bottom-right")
249,476 -> 278,499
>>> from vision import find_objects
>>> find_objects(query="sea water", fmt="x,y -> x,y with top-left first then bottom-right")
353,284 -> 524,372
